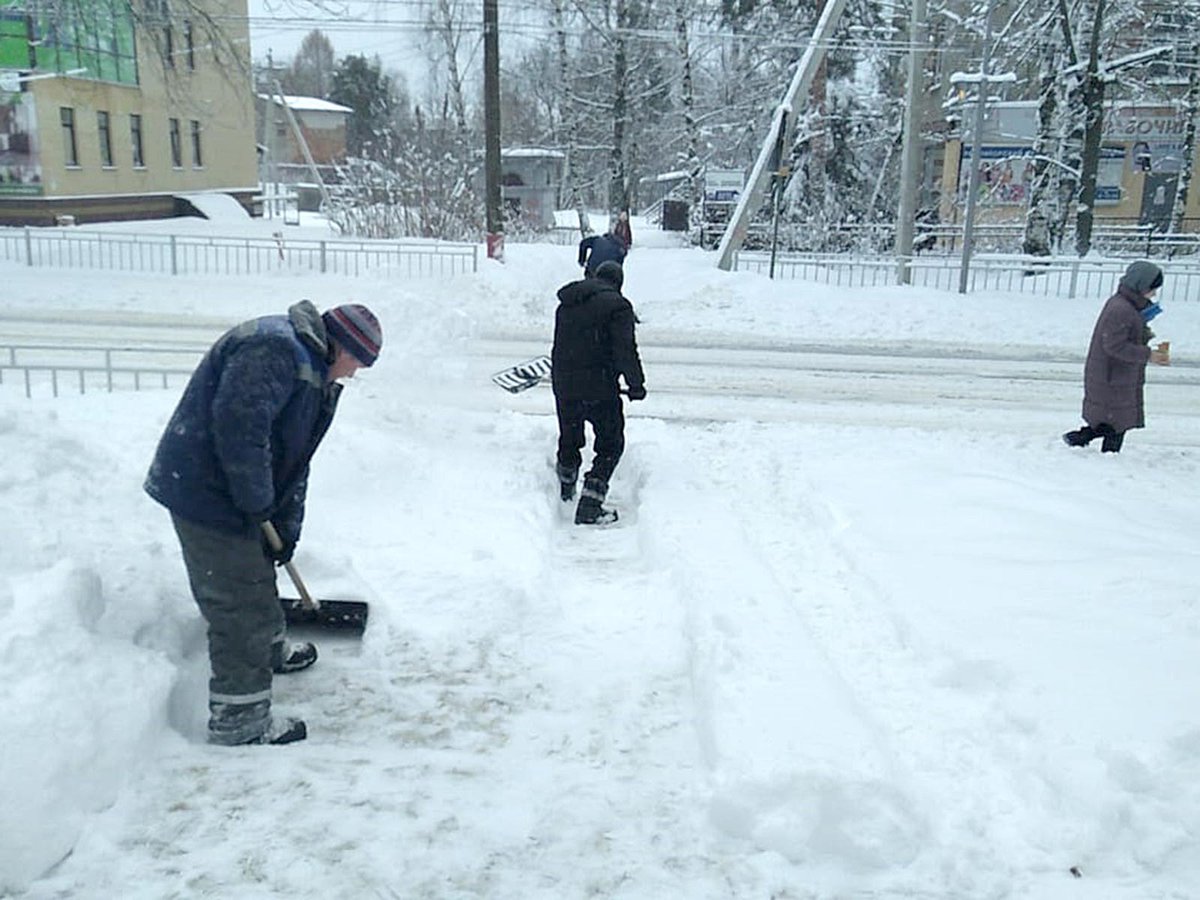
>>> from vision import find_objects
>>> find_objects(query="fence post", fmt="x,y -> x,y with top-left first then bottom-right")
1068,259 -> 1080,299
170,235 -> 178,276
24,227 -> 33,266
105,349 -> 114,392
320,241 -> 326,274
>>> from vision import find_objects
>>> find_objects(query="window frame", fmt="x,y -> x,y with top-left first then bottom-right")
130,113 -> 145,168
168,116 -> 182,168
97,110 -> 114,168
190,119 -> 203,167
184,20 -> 195,70
60,106 -> 79,167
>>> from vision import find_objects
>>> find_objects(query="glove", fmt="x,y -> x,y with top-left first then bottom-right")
626,384 -> 647,401
261,520 -> 298,565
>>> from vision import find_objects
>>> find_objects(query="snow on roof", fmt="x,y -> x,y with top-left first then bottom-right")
502,147 -> 565,159
257,94 -> 353,114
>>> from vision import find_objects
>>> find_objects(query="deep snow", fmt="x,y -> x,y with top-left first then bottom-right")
1,214 -> 1199,899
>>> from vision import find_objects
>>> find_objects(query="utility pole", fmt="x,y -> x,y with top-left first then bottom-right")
483,0 -> 504,261
894,0 -> 928,284
956,0 -> 998,295
715,0 -> 849,270
265,50 -> 277,220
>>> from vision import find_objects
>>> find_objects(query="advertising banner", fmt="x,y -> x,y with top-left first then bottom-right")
959,144 -> 1124,206
0,82 -> 43,196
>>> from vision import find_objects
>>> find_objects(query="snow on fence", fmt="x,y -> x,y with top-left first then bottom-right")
0,228 -> 478,279
732,253 -> 1200,303
0,342 -> 201,399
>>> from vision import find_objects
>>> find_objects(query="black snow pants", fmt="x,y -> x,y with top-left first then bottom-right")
555,392 -> 625,487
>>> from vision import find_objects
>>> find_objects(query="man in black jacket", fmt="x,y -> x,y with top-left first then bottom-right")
551,261 -> 646,525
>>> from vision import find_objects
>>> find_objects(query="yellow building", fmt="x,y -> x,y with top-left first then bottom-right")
939,101 -> 1199,233
0,0 -> 257,225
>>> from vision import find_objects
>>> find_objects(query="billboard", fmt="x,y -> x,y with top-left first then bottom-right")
0,83 -> 42,195
958,144 -> 1125,206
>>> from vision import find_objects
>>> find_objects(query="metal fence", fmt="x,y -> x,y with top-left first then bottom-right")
0,342 -> 202,398
0,227 -> 479,278
731,252 -> 1200,303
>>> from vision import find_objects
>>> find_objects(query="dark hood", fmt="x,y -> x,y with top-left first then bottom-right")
1119,261 -> 1164,298
557,278 -> 612,307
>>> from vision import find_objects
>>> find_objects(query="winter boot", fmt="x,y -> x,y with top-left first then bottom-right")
272,640 -> 318,674
244,716 -> 308,745
208,698 -> 306,746
1062,426 -> 1096,447
575,477 -> 618,526
556,463 -> 579,502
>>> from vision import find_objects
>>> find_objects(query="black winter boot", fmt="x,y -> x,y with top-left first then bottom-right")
244,716 -> 307,745
209,699 -> 307,746
575,477 -> 618,525
556,463 -> 579,502
272,640 -> 318,674
1062,426 -> 1096,447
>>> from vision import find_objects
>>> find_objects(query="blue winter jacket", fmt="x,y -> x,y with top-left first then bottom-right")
144,301 -> 340,541
578,233 -> 627,275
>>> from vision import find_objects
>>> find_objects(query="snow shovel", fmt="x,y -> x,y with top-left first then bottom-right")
492,355 -> 552,393
262,522 -> 368,633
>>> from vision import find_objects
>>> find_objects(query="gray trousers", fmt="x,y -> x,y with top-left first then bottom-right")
171,514 -> 285,744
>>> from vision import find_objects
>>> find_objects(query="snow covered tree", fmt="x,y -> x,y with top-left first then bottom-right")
330,54 -> 398,159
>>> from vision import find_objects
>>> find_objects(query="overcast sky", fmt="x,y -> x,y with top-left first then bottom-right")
247,0 -> 442,93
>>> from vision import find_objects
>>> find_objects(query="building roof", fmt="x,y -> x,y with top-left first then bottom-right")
259,94 -> 353,114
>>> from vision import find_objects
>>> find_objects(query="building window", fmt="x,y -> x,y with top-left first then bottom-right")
169,117 -> 182,167
60,107 -> 78,167
184,20 -> 195,69
164,25 -> 175,68
190,120 -> 203,167
26,0 -> 139,85
97,111 -> 113,167
130,113 -> 144,167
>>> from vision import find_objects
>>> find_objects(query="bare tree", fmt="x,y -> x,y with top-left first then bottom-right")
282,29 -> 336,98
426,0 -> 471,134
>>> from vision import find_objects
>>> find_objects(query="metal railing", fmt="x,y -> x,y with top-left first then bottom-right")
0,342 -> 202,398
731,252 -> 1200,303
0,227 -> 479,278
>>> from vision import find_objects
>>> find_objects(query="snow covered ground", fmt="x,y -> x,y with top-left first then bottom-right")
2,212 -> 1199,899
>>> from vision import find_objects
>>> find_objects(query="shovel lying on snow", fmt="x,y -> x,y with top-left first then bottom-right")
262,522 -> 369,633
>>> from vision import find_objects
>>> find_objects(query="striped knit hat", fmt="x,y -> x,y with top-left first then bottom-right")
322,304 -> 382,367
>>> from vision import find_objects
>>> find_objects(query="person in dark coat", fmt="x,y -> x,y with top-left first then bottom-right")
577,231 -> 627,277
1063,260 -> 1169,453
612,210 -> 633,251
145,301 -> 382,745
551,261 -> 646,524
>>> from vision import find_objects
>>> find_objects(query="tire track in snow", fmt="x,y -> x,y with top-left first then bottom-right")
629,422 -> 930,880
692,425 -> 1091,895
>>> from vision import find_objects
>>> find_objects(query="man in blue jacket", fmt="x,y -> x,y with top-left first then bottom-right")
578,230 -> 627,277
146,301 -> 382,745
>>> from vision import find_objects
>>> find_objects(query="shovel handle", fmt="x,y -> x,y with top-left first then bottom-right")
261,521 -> 319,612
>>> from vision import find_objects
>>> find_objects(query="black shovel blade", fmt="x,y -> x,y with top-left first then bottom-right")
279,597 -> 368,633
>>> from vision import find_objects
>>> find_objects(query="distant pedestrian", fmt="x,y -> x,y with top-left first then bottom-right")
578,231 -> 627,277
145,301 -> 382,745
613,210 -> 633,251
1063,260 -> 1169,453
551,261 -> 646,525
